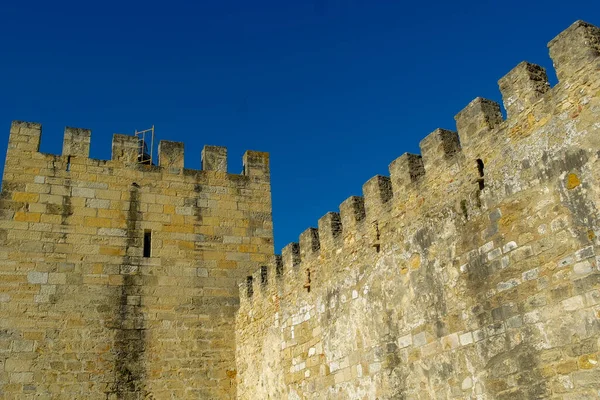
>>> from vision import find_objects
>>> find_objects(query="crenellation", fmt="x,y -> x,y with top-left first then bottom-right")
454,97 -> 503,151
111,134 -> 139,163
498,61 -> 550,118
299,227 -> 320,259
317,212 -> 342,253
242,150 -> 270,178
362,175 -> 392,220
236,19 -> 600,400
548,20 -> 600,82
6,122 -> 269,182
4,18 -> 600,400
282,242 -> 300,271
339,195 -> 366,232
62,127 -> 91,158
7,121 -> 41,154
1,119 -> 272,399
419,128 -> 461,172
202,145 -> 228,172
158,140 -> 184,170
388,153 -> 424,195
272,254 -> 283,277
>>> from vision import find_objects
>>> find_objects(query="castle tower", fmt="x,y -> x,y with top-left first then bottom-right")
0,126 -> 273,398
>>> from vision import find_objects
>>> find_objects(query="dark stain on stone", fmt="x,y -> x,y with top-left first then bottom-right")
59,180 -> 73,243
560,185 -> 600,244
107,184 -> 148,398
414,227 -> 433,253
465,252 -> 491,298
194,177 -> 205,225
485,336 -> 548,398
551,150 -> 600,245
434,319 -> 447,338
228,174 -> 250,186
539,149 -> 588,181
384,310 -> 409,400
574,272 -> 600,294
323,288 -> 340,323
419,259 -> 449,337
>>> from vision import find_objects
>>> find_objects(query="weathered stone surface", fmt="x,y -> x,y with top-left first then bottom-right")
236,20 -> 600,400
0,124 -> 272,398
3,18 -> 600,400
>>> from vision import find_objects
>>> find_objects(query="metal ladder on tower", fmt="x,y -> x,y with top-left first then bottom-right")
134,125 -> 154,165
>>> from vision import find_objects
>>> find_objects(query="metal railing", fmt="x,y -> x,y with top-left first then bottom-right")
134,125 -> 154,164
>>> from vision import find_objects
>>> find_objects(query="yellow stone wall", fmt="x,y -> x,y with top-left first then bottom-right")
3,18 -> 600,400
0,126 -> 273,399
236,21 -> 600,399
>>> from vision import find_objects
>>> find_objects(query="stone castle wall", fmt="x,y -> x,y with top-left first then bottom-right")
1,18 -> 600,400
236,21 -> 600,399
0,124 -> 273,398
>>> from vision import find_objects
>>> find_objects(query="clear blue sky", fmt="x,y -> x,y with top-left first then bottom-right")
1,1 -> 599,252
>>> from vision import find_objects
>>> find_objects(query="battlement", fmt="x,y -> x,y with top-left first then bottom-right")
236,20 -> 600,398
5,121 -> 270,179
3,18 -> 600,400
238,19 -> 600,305
2,118 -> 274,398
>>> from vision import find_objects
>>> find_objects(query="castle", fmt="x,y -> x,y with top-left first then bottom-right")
1,19 -> 600,399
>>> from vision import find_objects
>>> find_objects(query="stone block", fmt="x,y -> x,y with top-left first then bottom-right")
27,271 -> 48,284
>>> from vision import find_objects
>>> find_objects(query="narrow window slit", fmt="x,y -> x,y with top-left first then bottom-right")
476,159 -> 485,190
143,230 -> 152,258
372,221 -> 381,253
304,268 -> 311,292
66,156 -> 71,172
